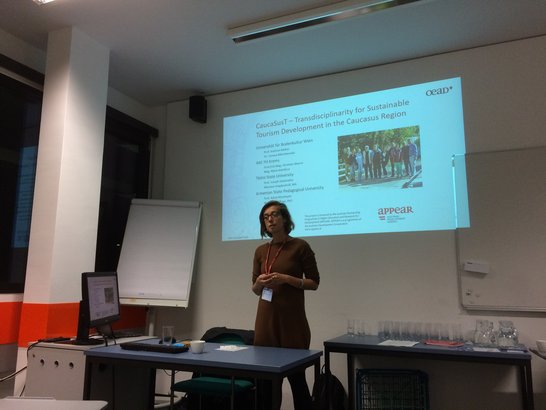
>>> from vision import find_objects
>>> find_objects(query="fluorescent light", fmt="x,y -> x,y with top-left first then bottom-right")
33,0 -> 56,4
228,0 -> 422,43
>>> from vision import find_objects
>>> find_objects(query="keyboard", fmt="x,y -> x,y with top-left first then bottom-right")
120,341 -> 189,354
53,338 -> 104,346
112,330 -> 144,338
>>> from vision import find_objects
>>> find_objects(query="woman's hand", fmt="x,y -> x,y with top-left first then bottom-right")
258,272 -> 284,286
253,273 -> 281,295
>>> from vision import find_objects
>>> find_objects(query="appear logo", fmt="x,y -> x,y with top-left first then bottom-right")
425,86 -> 452,96
378,206 -> 414,222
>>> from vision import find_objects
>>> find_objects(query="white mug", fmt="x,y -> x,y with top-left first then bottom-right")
190,340 -> 205,354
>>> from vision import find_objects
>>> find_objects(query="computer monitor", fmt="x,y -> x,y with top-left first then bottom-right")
76,271 -> 121,344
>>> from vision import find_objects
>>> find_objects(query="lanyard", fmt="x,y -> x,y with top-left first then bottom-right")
264,240 -> 287,275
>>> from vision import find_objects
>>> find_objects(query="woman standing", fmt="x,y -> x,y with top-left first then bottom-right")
252,200 -> 320,410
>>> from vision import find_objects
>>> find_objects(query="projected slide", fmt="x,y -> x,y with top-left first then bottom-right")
223,77 -> 467,241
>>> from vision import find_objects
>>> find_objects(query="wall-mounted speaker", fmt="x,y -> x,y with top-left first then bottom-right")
189,95 -> 207,123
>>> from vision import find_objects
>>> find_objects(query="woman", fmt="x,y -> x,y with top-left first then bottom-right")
252,200 -> 320,410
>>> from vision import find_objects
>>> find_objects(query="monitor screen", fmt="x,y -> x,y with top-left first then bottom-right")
77,271 -> 120,342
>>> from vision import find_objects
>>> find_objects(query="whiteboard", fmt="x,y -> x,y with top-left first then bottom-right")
117,199 -> 202,307
456,147 -> 546,311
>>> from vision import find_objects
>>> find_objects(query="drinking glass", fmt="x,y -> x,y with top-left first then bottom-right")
382,320 -> 393,340
391,321 -> 401,340
424,322 -> 433,340
347,319 -> 355,336
451,323 -> 463,342
411,322 -> 423,342
357,320 -> 366,336
378,321 -> 386,340
162,325 -> 174,345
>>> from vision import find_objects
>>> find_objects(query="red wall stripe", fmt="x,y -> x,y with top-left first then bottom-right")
18,303 -> 79,346
0,302 -> 23,344
12,302 -> 147,346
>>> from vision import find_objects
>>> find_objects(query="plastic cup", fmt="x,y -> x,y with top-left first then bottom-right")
190,340 -> 205,353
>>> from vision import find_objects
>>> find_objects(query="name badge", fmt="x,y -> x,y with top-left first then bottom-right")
261,287 -> 273,302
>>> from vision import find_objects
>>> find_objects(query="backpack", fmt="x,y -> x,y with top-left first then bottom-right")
312,367 -> 348,410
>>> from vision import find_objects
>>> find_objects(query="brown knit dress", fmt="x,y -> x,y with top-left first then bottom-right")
252,238 -> 320,349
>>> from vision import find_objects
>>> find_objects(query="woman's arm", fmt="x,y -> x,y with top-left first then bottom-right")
272,273 -> 319,291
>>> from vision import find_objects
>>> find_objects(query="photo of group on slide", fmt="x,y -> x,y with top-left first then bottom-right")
337,125 -> 421,188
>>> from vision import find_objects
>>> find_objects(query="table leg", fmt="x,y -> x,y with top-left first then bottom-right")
347,354 -> 354,410
520,363 -> 534,410
254,378 -> 258,410
169,370 -> 175,410
230,376 -> 235,410
272,377 -> 281,410
324,347 -> 331,407
83,360 -> 92,400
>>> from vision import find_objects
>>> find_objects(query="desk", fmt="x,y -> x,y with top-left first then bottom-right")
84,339 -> 322,410
25,336 -> 152,401
324,334 -> 534,410
0,397 -> 107,410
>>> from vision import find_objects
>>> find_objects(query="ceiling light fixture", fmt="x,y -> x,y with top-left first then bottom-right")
228,0 -> 422,43
33,0 -> 56,4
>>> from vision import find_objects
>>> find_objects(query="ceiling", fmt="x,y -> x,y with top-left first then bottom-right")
1,0 -> 546,106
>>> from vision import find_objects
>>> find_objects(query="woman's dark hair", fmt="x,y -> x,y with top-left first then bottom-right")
259,200 -> 295,238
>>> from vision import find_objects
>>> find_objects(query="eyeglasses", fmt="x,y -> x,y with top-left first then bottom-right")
263,211 -> 281,220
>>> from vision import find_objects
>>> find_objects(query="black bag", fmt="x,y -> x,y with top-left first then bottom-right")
312,367 -> 348,410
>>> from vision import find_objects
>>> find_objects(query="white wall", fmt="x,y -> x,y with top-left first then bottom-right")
162,36 -> 546,409
0,27 -> 167,393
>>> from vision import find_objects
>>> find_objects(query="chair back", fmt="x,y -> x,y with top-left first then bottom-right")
201,327 -> 254,345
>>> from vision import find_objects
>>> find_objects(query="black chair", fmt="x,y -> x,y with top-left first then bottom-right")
171,327 -> 255,410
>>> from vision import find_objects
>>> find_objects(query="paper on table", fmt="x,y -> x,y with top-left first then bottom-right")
472,347 -> 501,352
216,345 -> 249,351
378,340 -> 419,347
